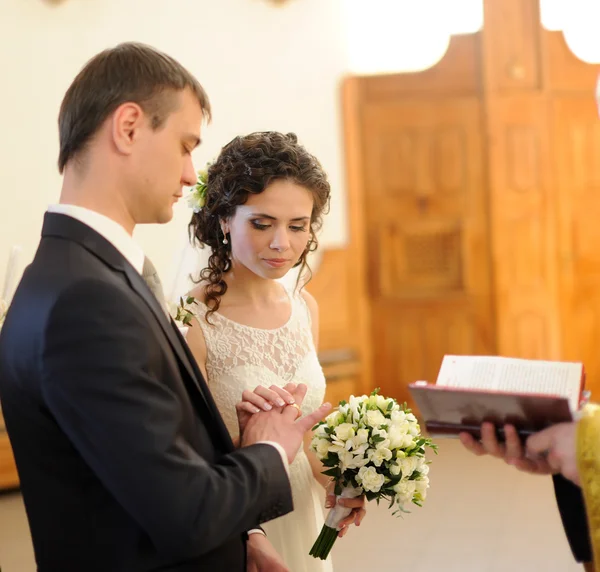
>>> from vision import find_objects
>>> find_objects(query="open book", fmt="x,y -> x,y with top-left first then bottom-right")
408,355 -> 587,440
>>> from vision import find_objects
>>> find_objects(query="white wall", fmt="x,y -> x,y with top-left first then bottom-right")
0,0 -> 351,300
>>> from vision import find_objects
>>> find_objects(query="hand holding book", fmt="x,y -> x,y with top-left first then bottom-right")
408,355 -> 588,441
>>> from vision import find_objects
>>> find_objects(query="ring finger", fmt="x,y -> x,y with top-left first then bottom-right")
241,388 -> 275,412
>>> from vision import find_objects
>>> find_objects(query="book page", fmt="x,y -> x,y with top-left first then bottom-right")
436,355 -> 583,411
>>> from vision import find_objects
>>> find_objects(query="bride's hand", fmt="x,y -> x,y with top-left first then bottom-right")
236,383 -> 297,435
325,481 -> 367,538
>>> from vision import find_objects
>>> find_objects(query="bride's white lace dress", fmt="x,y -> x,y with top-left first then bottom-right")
192,285 -> 333,571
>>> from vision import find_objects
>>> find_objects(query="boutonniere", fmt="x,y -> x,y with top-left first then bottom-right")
171,296 -> 198,327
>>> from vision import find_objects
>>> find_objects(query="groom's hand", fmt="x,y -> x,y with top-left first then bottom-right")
241,383 -> 332,464
247,534 -> 289,572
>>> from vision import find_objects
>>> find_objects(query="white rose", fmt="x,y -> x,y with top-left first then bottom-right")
419,463 -> 430,476
326,410 -> 344,427
390,410 -> 407,425
408,421 -> 421,436
388,425 -> 409,449
334,423 -> 355,442
314,439 -> 331,460
389,462 -> 402,476
406,413 -> 417,423
401,434 -> 416,449
314,423 -> 328,438
357,466 -> 385,493
356,428 -> 369,443
365,409 -> 386,428
369,446 -> 393,467
393,479 -> 416,503
400,455 -> 419,478
414,478 -> 429,500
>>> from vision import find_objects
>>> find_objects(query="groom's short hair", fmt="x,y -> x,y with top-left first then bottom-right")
57,42 -> 211,173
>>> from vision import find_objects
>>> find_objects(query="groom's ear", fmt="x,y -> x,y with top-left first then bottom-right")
111,102 -> 145,156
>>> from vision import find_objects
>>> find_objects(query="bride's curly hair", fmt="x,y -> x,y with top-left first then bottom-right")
188,131 -> 331,322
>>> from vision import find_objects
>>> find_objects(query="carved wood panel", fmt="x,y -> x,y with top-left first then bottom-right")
483,0 -> 541,91
360,97 -> 495,405
552,95 -> 600,398
342,0 -> 600,412
485,94 -> 561,359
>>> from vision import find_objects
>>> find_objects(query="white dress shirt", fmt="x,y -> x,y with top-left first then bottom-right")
47,204 -> 145,274
46,204 -> 289,534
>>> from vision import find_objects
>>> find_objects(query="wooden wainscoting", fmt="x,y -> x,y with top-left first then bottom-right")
342,0 -> 600,409
307,248 -> 371,405
0,432 -> 18,490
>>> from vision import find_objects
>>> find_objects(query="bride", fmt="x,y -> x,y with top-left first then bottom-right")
183,131 -> 365,571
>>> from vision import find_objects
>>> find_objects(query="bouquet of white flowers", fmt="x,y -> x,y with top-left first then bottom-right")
309,389 -> 438,560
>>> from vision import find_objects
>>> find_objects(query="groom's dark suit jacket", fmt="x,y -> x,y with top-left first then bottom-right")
0,213 -> 292,571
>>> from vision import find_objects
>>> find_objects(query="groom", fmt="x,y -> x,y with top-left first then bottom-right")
0,42 -> 331,572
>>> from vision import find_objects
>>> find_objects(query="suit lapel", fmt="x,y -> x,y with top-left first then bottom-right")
123,264 -> 234,452
42,213 -> 235,453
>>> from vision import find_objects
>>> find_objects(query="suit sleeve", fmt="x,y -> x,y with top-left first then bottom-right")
40,279 -> 293,559
553,474 -> 592,562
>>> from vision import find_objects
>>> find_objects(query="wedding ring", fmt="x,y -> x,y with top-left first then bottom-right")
288,403 -> 302,419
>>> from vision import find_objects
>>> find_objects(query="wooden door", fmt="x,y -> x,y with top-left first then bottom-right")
553,95 -> 600,398
360,96 -> 495,405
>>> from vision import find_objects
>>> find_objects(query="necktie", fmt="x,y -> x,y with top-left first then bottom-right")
142,256 -> 170,318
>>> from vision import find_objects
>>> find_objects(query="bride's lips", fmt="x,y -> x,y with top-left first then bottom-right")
264,258 -> 290,268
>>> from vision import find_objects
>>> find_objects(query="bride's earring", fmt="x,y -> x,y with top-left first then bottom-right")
222,237 -> 228,245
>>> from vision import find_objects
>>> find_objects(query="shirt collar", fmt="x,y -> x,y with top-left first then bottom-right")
47,204 -> 145,274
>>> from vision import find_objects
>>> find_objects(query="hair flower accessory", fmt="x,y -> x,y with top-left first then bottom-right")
187,164 -> 210,213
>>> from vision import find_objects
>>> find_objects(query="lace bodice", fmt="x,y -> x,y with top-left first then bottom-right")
192,286 -> 332,571
192,285 -> 327,440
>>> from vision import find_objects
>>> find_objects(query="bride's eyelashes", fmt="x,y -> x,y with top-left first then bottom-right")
250,220 -> 270,231
249,220 -> 308,232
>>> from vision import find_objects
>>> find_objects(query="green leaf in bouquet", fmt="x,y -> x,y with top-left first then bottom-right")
370,387 -> 381,396
321,467 -> 341,478
371,434 -> 386,444
392,504 -> 411,517
387,400 -> 394,411
322,455 -> 339,467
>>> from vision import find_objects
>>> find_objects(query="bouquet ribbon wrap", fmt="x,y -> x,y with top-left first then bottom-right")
325,486 -> 362,530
